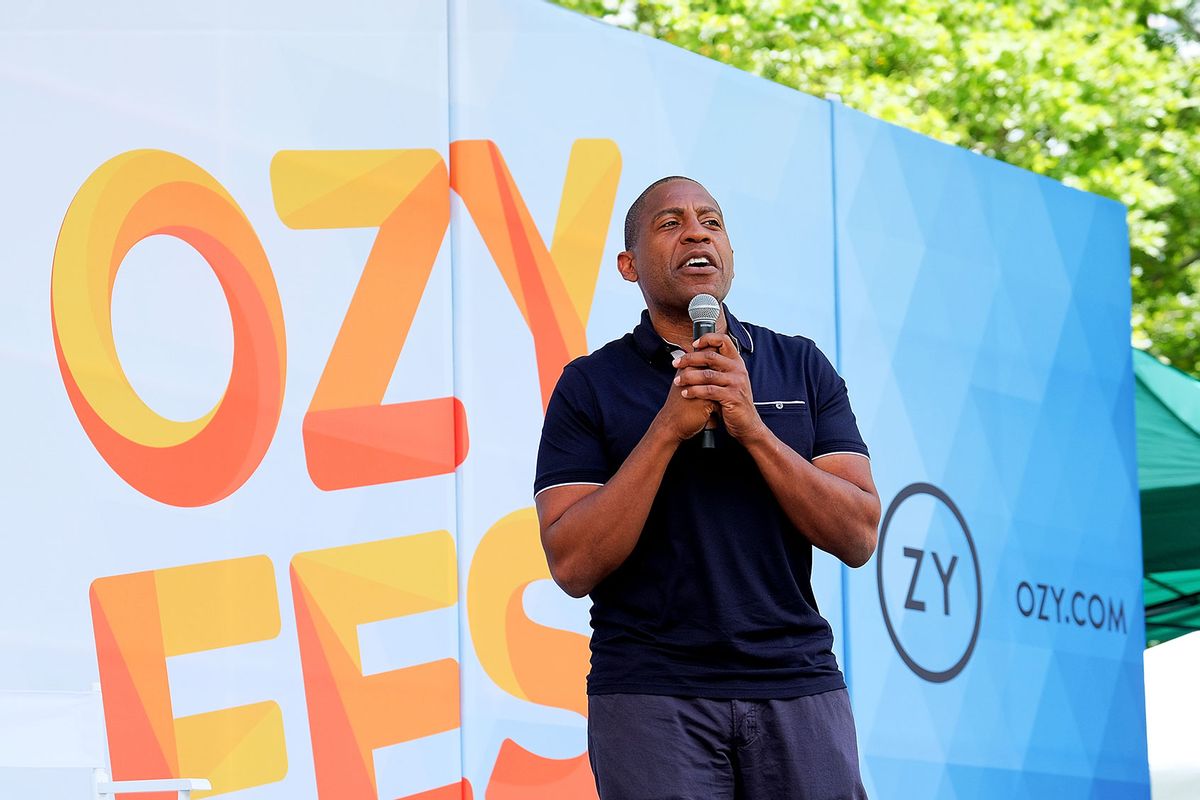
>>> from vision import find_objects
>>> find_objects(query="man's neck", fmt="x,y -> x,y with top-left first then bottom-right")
646,306 -> 728,353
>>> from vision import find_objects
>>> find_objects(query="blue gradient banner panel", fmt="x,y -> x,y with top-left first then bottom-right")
833,103 -> 1148,798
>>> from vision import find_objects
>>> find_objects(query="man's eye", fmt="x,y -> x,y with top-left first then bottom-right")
661,220 -> 678,228
704,219 -> 722,227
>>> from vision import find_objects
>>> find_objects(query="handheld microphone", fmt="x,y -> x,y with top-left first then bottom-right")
688,293 -> 721,449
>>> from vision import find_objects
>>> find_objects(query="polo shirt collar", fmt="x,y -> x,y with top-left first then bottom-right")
725,307 -> 755,353
631,304 -> 755,366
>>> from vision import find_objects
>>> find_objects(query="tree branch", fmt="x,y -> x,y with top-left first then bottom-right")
1175,250 -> 1200,272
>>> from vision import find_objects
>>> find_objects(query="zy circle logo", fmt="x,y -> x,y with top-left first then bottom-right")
876,483 -> 981,682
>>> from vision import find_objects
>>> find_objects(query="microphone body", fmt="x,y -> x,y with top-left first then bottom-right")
688,294 -> 722,450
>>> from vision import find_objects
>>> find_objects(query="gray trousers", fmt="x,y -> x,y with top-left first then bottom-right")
587,690 -> 868,800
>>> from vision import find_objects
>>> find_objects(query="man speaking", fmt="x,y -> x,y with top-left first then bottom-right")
534,176 -> 880,799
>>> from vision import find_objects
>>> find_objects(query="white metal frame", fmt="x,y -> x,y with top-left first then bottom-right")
93,768 -> 210,799
0,688 -> 211,799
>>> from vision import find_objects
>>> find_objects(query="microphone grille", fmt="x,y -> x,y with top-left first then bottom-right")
688,293 -> 720,324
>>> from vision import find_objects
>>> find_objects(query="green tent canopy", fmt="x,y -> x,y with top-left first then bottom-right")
1136,348 -> 1200,645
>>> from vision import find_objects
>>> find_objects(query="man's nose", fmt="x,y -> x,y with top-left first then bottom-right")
681,214 -> 711,241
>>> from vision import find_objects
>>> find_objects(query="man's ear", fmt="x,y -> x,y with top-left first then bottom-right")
617,250 -> 638,284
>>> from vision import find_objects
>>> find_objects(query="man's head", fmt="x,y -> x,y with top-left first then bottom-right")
617,176 -> 735,318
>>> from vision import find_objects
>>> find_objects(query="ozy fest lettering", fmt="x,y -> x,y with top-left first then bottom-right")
53,140 -> 622,799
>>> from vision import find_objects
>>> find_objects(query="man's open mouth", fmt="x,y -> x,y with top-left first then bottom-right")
680,255 -> 717,272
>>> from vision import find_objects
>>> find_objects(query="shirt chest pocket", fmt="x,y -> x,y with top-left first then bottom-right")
754,400 -> 814,460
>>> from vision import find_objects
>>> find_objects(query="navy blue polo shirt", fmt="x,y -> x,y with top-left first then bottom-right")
534,307 -> 869,698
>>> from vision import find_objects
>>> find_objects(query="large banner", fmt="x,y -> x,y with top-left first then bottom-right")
0,1 -> 1147,798
833,105 -> 1148,797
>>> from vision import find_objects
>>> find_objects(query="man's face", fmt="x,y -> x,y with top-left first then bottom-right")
619,179 -> 734,314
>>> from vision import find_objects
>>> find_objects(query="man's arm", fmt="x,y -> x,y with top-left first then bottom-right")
535,379 -> 714,598
741,439 -> 879,567
673,334 -> 881,567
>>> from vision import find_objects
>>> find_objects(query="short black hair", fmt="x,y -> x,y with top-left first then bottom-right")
623,175 -> 699,251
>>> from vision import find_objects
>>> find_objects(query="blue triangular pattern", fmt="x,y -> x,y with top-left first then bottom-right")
865,755 -> 947,799
834,103 -> 1147,797
1038,178 -> 1100,285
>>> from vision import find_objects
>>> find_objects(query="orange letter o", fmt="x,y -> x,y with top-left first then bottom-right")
51,150 -> 286,506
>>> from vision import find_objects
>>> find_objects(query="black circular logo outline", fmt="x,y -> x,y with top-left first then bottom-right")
876,482 -> 982,683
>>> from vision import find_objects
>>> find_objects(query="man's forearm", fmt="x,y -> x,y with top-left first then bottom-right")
740,426 -> 880,567
540,419 -> 681,597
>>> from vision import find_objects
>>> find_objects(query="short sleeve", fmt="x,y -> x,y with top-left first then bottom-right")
809,346 -> 870,460
534,363 -> 612,496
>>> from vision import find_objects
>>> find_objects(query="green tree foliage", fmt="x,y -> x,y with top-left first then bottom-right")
552,0 -> 1200,373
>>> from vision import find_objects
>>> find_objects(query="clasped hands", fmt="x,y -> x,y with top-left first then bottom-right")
659,332 -> 765,443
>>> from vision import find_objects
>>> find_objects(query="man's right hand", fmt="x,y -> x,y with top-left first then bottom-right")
653,369 -> 716,442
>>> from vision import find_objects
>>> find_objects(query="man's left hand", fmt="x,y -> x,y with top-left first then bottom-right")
672,332 -> 765,442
